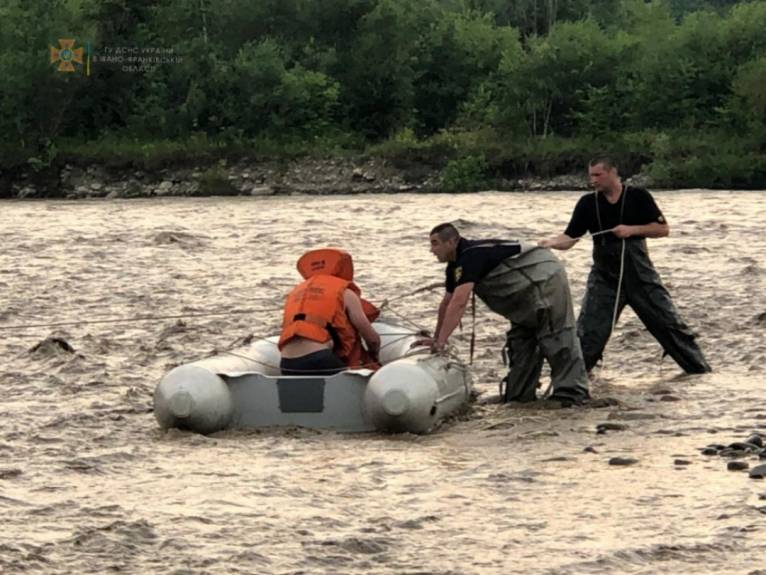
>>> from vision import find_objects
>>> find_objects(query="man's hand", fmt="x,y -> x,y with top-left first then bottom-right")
410,336 -> 445,354
612,224 -> 634,238
430,340 -> 447,354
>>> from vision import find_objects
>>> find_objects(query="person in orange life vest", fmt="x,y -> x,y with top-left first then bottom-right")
278,248 -> 382,376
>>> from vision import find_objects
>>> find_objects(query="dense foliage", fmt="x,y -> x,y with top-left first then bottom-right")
2,0 -> 764,187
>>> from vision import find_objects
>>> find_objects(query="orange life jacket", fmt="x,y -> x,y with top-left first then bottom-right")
279,248 -> 380,370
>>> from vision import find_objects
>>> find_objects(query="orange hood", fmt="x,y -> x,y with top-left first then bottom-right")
297,248 -> 354,281
295,248 -> 379,323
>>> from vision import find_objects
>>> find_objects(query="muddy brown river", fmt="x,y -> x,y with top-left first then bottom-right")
1,191 -> 765,574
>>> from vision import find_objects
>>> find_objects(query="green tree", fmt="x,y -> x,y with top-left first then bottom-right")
728,56 -> 766,146
226,39 -> 340,137
338,0 -> 421,138
491,20 -> 619,137
411,10 -> 515,134
0,0 -> 84,166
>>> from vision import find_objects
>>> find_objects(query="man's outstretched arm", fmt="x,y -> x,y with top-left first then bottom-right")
612,222 -> 669,239
434,283 -> 474,350
539,233 -> 577,250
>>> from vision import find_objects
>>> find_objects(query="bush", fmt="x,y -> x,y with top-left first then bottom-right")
645,131 -> 766,188
441,154 -> 489,192
197,167 -> 239,196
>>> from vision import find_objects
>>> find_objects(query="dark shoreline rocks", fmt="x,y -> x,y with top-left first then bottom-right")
608,457 -> 638,466
1,157 -> 653,200
698,433 -> 766,477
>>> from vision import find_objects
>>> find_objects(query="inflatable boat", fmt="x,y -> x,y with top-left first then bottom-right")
153,321 -> 472,434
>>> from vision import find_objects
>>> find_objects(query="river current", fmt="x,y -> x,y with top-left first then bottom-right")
1,191 -> 765,574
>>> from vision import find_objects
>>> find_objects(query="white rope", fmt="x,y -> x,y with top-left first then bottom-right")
602,238 -> 627,372
542,227 -> 615,250
381,304 -> 430,333
0,306 -> 282,332
2,282 -> 440,371
611,238 -> 626,334
378,281 -> 443,307
590,228 -> 616,238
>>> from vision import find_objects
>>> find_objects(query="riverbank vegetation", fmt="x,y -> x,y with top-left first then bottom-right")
2,0 -> 765,188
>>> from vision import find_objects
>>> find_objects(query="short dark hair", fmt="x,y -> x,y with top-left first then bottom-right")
430,222 -> 460,241
589,156 -> 618,171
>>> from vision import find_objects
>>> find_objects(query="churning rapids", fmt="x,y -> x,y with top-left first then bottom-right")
1,191 -> 765,575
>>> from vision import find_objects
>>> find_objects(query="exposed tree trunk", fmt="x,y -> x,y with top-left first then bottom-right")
200,0 -> 209,44
548,0 -> 557,34
542,97 -> 553,138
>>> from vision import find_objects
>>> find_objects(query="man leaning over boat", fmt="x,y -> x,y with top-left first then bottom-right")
419,223 -> 590,406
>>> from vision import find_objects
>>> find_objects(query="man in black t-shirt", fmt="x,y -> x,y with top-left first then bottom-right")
420,222 -> 590,405
539,157 -> 710,374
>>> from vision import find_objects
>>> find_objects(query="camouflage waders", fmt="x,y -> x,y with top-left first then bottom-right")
474,247 -> 589,403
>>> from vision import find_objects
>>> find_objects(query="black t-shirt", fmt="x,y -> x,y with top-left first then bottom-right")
445,237 -> 522,293
564,186 -> 666,244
